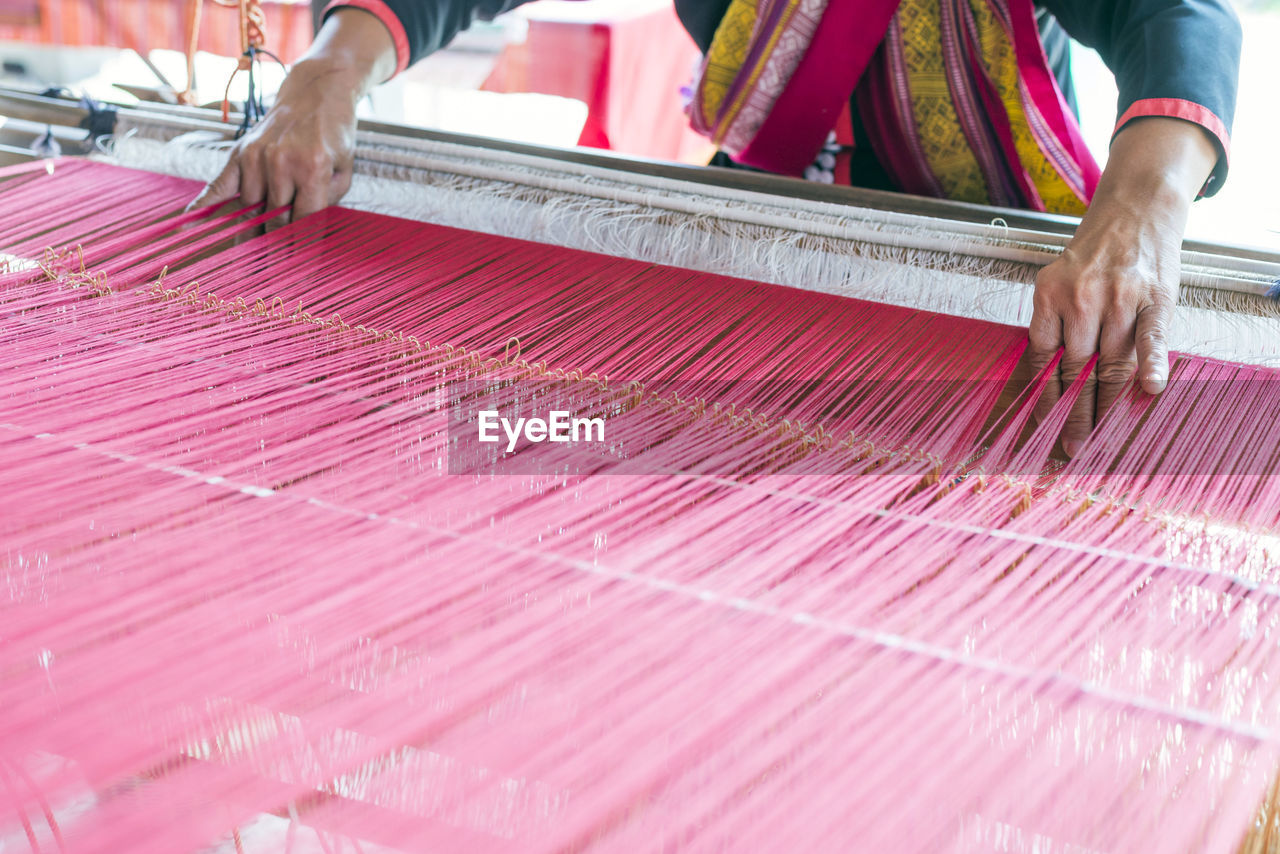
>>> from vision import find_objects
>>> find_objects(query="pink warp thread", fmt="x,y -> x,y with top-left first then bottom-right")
1,161 -> 1279,853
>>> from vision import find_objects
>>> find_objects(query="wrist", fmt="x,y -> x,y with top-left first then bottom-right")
286,56 -> 375,106
1098,117 -> 1217,210
1093,169 -> 1193,228
295,8 -> 398,95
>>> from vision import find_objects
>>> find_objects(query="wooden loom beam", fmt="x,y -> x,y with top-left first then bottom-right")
1,84 -> 1276,269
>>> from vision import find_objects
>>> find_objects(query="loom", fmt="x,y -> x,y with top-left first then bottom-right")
4,86 -> 1280,853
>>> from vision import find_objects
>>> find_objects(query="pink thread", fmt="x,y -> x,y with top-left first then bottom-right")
0,163 -> 1278,854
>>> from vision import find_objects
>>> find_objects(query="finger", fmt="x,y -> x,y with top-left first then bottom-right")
1135,295 -> 1174,395
187,157 -> 241,212
1095,314 -> 1138,426
238,146 -> 267,209
1026,300 -> 1063,424
265,169 -> 296,231
291,170 -> 331,222
1059,318 -> 1100,458
331,142 -> 355,201
329,168 -> 353,208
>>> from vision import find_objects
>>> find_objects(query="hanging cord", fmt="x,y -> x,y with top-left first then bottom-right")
177,0 -> 283,136
221,45 -> 287,138
218,0 -> 270,136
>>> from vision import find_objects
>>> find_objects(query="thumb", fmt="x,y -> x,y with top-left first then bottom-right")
187,158 -> 241,212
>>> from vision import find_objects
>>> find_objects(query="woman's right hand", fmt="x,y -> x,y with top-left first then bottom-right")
188,8 -> 398,222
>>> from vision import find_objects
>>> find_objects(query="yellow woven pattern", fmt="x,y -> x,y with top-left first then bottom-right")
963,0 -> 1086,213
699,0 -> 759,129
698,0 -> 809,143
695,0 -> 1090,214
895,0 -> 988,202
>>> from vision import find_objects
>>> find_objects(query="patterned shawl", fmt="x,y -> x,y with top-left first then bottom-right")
687,0 -> 1100,214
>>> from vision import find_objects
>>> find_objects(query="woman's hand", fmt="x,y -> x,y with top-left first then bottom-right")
1026,117 -> 1219,456
189,8 -> 398,221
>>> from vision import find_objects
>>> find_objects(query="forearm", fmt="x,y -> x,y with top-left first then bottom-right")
320,0 -> 531,71
290,7 -> 398,101
1080,116 -> 1218,246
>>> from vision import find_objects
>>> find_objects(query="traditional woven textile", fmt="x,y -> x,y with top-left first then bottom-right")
3,159 -> 1280,853
689,0 -> 1097,211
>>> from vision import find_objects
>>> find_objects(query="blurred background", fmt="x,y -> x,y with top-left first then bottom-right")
0,0 -> 1273,248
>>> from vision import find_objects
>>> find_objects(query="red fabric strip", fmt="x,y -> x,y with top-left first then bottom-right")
997,0 -> 1100,203
1114,97 -> 1231,164
734,0 -> 898,176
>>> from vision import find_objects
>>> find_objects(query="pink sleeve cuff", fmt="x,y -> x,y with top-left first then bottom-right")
1113,98 -> 1231,197
323,0 -> 411,78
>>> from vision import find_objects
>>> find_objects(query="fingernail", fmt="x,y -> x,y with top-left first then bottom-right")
1063,438 -> 1084,458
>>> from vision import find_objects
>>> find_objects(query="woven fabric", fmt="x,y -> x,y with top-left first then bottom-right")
690,0 -> 1099,213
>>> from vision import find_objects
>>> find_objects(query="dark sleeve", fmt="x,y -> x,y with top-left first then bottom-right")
1035,0 -> 1242,195
673,0 -> 733,53
320,0 -> 535,75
